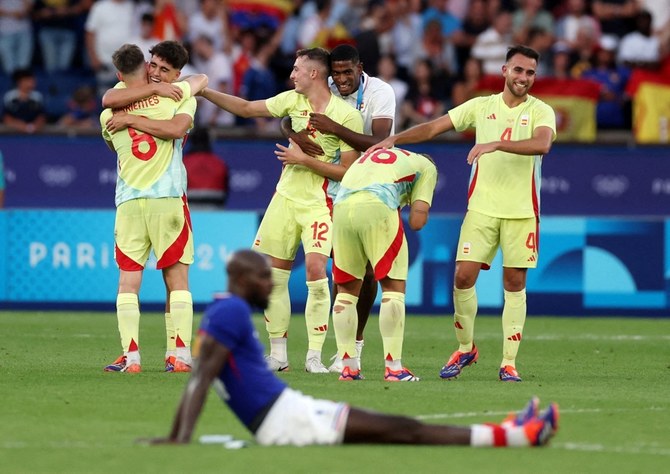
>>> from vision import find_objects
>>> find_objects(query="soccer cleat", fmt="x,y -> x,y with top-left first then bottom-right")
305,357 -> 329,373
524,403 -> 560,446
328,341 -> 365,373
439,344 -> 479,379
328,355 -> 344,373
338,366 -> 364,381
502,396 -> 540,427
499,365 -> 522,382
104,355 -> 141,373
265,355 -> 289,372
173,357 -> 192,373
165,356 -> 175,372
384,367 -> 420,382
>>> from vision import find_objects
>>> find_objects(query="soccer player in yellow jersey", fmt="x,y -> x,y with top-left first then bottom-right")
200,48 -> 364,374
100,43 -> 208,373
330,148 -> 437,382
369,45 -> 557,382
281,44 -> 397,373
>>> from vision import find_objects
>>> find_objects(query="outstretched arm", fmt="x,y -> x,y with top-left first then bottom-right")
200,88 -> 270,118
309,113 -> 393,151
143,334 -> 230,444
367,114 -> 455,152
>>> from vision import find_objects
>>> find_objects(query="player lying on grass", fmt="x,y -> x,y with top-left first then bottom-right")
141,250 -> 559,447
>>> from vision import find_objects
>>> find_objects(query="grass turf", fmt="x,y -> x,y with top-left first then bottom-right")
1,311 -> 668,473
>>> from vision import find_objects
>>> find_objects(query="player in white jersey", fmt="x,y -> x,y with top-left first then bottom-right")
369,45 -> 557,382
282,44 -> 397,372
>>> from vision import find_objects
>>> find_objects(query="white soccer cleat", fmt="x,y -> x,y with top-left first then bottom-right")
328,355 -> 344,373
265,355 -> 289,372
305,356 -> 329,373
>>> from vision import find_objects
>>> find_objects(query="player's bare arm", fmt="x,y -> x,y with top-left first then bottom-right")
408,200 -> 431,230
102,74 -> 208,109
466,126 -> 554,165
200,88 -> 270,118
309,113 -> 393,151
279,117 -> 324,157
275,138 -> 359,181
143,333 -> 229,445
105,112 -> 193,140
102,81 -> 183,109
367,114 -> 455,153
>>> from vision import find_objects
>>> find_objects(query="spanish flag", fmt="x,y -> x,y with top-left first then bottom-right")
475,76 -> 600,142
626,62 -> 670,144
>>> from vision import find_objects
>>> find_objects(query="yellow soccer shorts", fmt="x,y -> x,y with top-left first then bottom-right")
114,196 -> 194,271
332,193 -> 408,284
253,193 -> 332,260
456,210 -> 539,269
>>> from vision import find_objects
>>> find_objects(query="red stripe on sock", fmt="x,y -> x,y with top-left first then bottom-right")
491,425 -> 508,447
176,335 -> 185,348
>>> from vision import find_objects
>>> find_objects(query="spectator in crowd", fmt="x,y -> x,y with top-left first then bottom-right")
0,0 -> 34,75
183,127 -> 229,209
617,10 -> 664,69
422,0 -> 461,38
581,35 -> 631,129
190,34 -> 234,127
401,58 -> 447,129
471,9 -> 514,75
526,26 -> 554,76
511,0 -> 555,45
377,54 -> 408,125
592,0 -> 639,38
57,84 -> 98,129
387,0 -> 423,82
417,18 -> 456,83
239,31 -> 280,132
639,0 -> 670,35
451,56 -> 483,107
353,1 -> 394,77
554,0 -> 601,51
32,0 -> 88,73
452,0 -> 490,74
85,0 -> 137,96
152,0 -> 186,41
187,0 -> 231,53
548,40 -> 575,79
2,69 -> 47,134
129,13 -> 161,61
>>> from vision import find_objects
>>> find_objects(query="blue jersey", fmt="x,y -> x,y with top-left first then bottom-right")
198,294 -> 287,430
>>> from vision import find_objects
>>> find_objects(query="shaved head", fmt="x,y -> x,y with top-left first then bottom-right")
226,250 -> 273,308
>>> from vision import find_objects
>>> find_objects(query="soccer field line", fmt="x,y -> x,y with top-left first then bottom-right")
552,442 -> 670,457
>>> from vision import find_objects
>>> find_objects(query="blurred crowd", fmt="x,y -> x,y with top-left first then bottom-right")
2,0 -> 670,135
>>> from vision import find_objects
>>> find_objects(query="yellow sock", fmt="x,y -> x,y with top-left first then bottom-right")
169,290 -> 193,352
165,312 -> 176,356
116,293 -> 140,353
305,278 -> 330,351
453,286 -> 477,352
379,291 -> 405,361
501,289 -> 527,367
332,293 -> 358,360
265,268 -> 291,339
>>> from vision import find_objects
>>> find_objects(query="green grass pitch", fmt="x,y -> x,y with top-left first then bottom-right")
1,311 -> 669,473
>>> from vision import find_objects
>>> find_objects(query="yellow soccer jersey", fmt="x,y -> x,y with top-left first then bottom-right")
266,90 -> 364,206
448,93 -> 556,218
100,82 -> 196,206
335,148 -> 437,210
